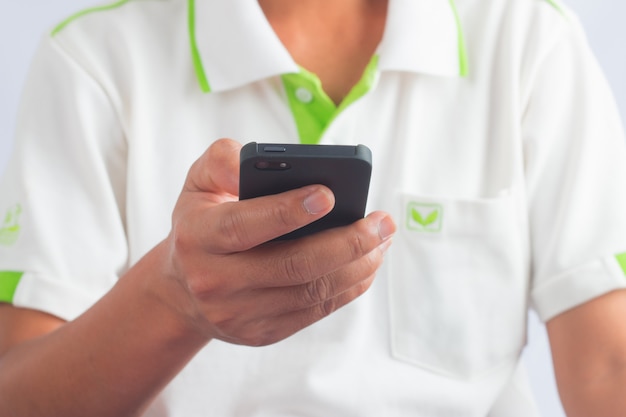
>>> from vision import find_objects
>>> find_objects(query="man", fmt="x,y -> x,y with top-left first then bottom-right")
1,0 -> 626,416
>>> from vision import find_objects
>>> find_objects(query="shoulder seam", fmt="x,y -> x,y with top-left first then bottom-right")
51,0 -> 132,36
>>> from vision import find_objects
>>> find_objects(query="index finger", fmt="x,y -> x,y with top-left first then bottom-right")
184,138 -> 241,196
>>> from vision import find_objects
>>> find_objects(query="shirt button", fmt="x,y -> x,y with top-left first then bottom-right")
295,87 -> 314,103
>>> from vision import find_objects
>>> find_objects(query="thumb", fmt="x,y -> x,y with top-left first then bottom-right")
185,138 -> 241,196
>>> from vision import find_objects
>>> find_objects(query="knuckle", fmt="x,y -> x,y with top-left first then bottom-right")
213,208 -> 253,250
319,297 -> 338,318
314,275 -> 374,319
347,231 -> 369,260
280,250 -> 315,283
263,199 -> 303,235
354,274 -> 376,296
170,221 -> 193,255
304,276 -> 335,305
273,200 -> 298,229
363,247 -> 384,274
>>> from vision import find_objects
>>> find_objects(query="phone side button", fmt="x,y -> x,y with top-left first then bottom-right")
263,146 -> 287,153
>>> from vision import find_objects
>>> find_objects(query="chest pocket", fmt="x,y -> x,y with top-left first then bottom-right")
387,192 -> 528,379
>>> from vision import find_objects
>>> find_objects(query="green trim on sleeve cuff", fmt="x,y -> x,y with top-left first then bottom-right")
0,271 -> 24,304
51,0 -> 130,36
617,252 -> 626,276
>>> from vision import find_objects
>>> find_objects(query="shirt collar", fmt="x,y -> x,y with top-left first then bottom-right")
189,0 -> 466,93
191,0 -> 298,93
378,0 -> 467,77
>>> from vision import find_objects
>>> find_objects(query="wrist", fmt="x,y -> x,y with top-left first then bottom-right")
126,240 -> 213,346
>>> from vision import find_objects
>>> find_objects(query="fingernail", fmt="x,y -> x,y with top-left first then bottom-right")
378,216 -> 396,241
303,188 -> 333,214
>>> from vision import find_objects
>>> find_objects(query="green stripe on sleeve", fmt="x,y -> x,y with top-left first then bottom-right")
0,271 -> 24,304
617,252 -> 626,276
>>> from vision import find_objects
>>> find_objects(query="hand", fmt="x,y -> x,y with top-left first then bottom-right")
161,139 -> 395,346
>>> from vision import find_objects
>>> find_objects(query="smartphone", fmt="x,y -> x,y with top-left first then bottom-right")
239,142 -> 372,240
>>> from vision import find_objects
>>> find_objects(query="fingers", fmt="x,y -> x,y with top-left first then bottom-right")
218,274 -> 378,347
185,138 -> 241,196
258,239 -> 391,316
199,241 -> 390,347
172,211 -> 395,346
177,184 -> 336,253
262,275 -> 376,344
229,211 -> 395,286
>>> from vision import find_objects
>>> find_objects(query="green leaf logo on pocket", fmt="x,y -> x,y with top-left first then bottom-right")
407,202 -> 442,232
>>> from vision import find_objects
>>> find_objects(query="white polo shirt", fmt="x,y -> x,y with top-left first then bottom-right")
1,0 -> 626,416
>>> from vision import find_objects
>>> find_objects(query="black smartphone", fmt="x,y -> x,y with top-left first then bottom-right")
239,142 -> 372,240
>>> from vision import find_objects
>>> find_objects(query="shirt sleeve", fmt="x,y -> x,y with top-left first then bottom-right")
0,32 -> 129,321
524,14 -> 626,322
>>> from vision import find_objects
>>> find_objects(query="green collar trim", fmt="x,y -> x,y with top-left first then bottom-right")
282,55 -> 379,145
51,0 -> 130,36
50,0 -> 212,92
188,0 -> 211,92
448,0 -> 469,77
189,2 -> 468,92
282,71 -> 334,145
0,271 -> 23,304
337,55 -> 380,114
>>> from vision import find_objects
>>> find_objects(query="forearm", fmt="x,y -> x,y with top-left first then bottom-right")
0,242 -> 209,417
557,365 -> 626,417
548,290 -> 626,417
554,344 -> 626,417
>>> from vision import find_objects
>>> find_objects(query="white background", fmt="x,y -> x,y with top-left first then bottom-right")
1,1 -> 626,416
